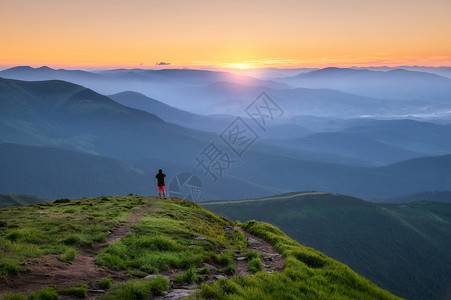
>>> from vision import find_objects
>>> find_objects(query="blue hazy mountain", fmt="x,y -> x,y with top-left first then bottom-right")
109,91 -> 235,133
109,91 -> 312,139
168,81 -> 442,116
0,77 -> 210,162
0,142 -> 153,199
270,119 -> 451,166
342,119 -> 451,155
0,66 -> 288,97
282,67 -> 451,103
3,66 -> 448,118
273,132 -> 422,166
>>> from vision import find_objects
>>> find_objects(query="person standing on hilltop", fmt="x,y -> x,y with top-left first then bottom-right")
155,169 -> 166,199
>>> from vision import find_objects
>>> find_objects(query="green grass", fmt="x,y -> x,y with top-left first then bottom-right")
59,248 -> 77,263
97,277 -> 112,289
0,292 -> 27,300
196,220 -> 400,300
248,257 -> 263,273
100,276 -> 169,300
0,195 -> 147,278
174,265 -> 198,284
57,285 -> 87,298
27,288 -> 58,300
245,250 -> 260,260
214,251 -> 234,266
95,198 -> 245,275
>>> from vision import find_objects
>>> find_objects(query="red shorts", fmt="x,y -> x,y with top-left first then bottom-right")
158,185 -> 165,191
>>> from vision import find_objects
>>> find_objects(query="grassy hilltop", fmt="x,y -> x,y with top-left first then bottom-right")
0,195 -> 399,299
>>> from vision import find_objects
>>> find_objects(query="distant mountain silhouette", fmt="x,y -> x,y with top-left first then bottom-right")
174,81 -> 433,116
109,91 -> 235,133
0,66 -> 288,97
109,91 -> 311,139
282,67 -> 451,103
0,143 -> 153,199
2,66 -> 448,117
278,132 -> 422,166
381,191 -> 451,203
342,119 -> 451,155
0,77 -> 208,161
0,193 -> 50,208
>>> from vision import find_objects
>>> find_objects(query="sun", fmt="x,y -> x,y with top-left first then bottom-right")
223,62 -> 256,69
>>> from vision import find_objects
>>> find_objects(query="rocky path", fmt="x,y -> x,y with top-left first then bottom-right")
234,226 -> 283,275
157,226 -> 284,300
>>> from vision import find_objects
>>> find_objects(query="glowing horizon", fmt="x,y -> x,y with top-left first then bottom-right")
1,0 -> 451,70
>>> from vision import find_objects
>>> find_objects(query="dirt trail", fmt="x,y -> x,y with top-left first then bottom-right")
234,226 -> 283,275
90,203 -> 153,253
157,226 -> 284,300
0,203 -> 153,297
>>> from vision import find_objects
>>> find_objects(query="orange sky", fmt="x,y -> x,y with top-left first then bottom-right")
1,0 -> 451,69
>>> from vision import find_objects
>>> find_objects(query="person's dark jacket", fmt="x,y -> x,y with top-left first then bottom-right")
156,172 -> 166,186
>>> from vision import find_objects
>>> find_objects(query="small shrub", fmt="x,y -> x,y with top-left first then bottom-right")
148,275 -> 169,296
5,230 -> 21,242
245,250 -> 260,260
100,278 -> 168,300
27,288 -> 58,300
54,198 -> 70,204
198,284 -> 224,299
58,285 -> 87,298
0,292 -> 27,300
128,269 -> 147,278
293,250 -> 326,268
97,277 -> 112,289
0,260 -> 21,275
96,253 -> 127,270
198,266 -> 210,275
248,257 -> 263,273
215,251 -> 233,266
132,236 -> 179,251
59,248 -> 77,263
63,209 -> 75,214
218,277 -> 240,294
0,221 -> 7,227
62,235 -> 89,246
225,264 -> 236,275
174,265 -> 197,284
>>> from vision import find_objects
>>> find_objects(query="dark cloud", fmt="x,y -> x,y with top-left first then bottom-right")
156,62 -> 171,66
